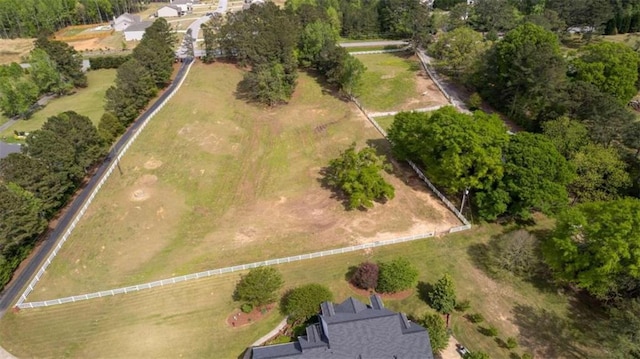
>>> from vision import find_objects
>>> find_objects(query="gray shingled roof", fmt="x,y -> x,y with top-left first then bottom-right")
116,12 -> 140,23
124,21 -> 153,32
251,295 -> 434,359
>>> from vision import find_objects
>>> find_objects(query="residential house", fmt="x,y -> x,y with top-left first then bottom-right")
250,295 -> 435,359
124,21 -> 153,41
111,12 -> 141,32
170,0 -> 200,13
156,5 -> 182,18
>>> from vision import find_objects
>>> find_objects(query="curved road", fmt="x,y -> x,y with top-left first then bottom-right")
0,59 -> 193,317
178,0 -> 228,58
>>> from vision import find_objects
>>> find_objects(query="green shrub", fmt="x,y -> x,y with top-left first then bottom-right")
506,337 -> 518,349
522,353 -> 533,359
466,313 -> 484,323
376,257 -> 419,293
468,92 -> 482,110
479,325 -> 499,337
455,299 -> 471,312
241,303 -> 254,313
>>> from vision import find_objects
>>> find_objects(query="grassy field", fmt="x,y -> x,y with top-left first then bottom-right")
373,115 -> 395,131
354,52 -> 448,112
0,69 -> 116,140
27,62 -> 459,301
0,38 -> 34,65
0,221 -> 603,358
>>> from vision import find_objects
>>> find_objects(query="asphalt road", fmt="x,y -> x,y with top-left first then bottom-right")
0,59 -> 193,317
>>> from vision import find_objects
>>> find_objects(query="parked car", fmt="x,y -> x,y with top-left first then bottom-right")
457,344 -> 470,357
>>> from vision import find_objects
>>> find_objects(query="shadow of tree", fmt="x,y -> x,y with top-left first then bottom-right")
345,265 -> 358,283
315,166 -> 366,211
417,281 -> 433,306
512,304 -> 590,358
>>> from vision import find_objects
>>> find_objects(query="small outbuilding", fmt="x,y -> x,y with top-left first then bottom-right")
112,12 -> 141,32
123,21 -> 153,41
156,5 -> 182,18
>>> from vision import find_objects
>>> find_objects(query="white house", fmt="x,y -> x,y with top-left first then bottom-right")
112,12 -> 140,32
170,0 -> 200,13
156,5 -> 182,18
124,21 -> 153,41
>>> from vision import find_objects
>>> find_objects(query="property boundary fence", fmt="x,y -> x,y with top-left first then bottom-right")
348,46 -> 412,55
14,60 -> 195,309
18,231 -> 438,309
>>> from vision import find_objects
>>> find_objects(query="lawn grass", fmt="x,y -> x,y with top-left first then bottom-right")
600,32 -> 640,49
354,52 -> 448,112
0,69 -> 116,140
28,62 -> 458,301
0,220 -> 603,358
373,115 -> 395,131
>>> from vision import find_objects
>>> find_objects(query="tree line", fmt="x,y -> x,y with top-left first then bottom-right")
0,38 -> 86,118
203,2 -> 367,105
0,18 -> 176,290
0,0 -> 143,38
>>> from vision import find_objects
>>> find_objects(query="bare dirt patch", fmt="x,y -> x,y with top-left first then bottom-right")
144,158 -> 163,170
0,38 -> 34,64
226,304 -> 276,328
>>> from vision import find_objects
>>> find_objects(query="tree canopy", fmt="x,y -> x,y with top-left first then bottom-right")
233,267 -> 284,306
376,257 -> 419,293
418,313 -> 449,353
429,274 -> 457,314
325,143 -> 394,210
281,284 -> 334,322
543,198 -> 640,299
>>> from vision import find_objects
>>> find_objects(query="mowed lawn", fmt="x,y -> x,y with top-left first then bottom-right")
28,63 -> 459,301
0,222 -> 603,358
354,52 -> 448,112
0,69 -> 116,139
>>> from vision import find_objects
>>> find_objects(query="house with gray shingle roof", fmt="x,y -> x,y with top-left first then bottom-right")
250,295 -> 434,359
112,12 -> 141,32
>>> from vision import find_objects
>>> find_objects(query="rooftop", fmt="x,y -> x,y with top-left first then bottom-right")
124,21 -> 153,32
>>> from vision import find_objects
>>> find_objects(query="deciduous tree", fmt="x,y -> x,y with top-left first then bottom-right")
418,313 -> 449,353
350,262 -> 379,290
570,144 -> 630,202
325,143 -> 394,210
430,27 -> 487,81
376,257 -> 418,293
541,117 -> 589,159
281,283 -> 333,322
233,267 -> 284,306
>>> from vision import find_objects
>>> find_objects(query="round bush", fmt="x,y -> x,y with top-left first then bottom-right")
241,303 -> 254,313
350,262 -> 379,290
281,284 -> 333,322
376,257 -> 419,293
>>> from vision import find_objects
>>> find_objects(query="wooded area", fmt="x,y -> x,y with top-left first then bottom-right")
0,0 -> 143,38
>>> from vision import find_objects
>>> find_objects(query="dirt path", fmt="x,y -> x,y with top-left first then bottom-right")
440,336 -> 463,359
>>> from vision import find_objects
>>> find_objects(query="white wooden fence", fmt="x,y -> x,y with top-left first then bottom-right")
14,61 -> 195,308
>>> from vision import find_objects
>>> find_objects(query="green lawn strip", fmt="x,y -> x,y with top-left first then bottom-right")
354,53 -> 421,112
0,69 -> 116,140
28,64 -> 447,301
0,222 -> 601,358
373,115 -> 395,131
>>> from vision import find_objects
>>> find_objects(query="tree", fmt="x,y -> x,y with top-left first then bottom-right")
543,198 -> 640,299
298,21 -> 338,67
569,144 -> 630,203
281,283 -> 333,322
133,18 -> 176,87
0,183 -> 47,287
34,37 -> 87,88
430,27 -> 488,81
0,76 -> 39,118
239,62 -> 294,106
376,257 -> 419,293
429,274 -> 457,315
350,262 -> 379,290
202,13 -> 224,63
233,267 -> 284,306
478,132 -> 574,220
604,299 -> 640,358
28,48 -> 65,95
387,108 -> 508,194
24,129 -> 83,183
98,111 -> 126,144
541,117 -> 589,159
477,23 -> 567,129
469,0 -> 519,33
624,122 -> 640,158
378,0 -> 430,40
0,153 -> 74,218
325,143 -> 394,210
490,230 -> 540,277
42,111 -> 107,172
571,42 -> 640,104
418,313 -> 449,353
568,81 -> 634,147
105,58 -> 157,124
547,0 -> 613,31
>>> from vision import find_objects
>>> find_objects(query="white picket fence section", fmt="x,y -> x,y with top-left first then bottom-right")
18,231 -> 441,309
14,61 -> 195,308
348,46 -> 412,55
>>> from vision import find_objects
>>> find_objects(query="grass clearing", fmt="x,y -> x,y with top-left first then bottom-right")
0,38 -> 34,65
0,69 -> 116,140
354,52 -> 448,112
373,115 -> 395,131
0,221 -> 603,358
28,62 -> 459,301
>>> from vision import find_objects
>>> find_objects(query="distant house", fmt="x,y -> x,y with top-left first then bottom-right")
170,0 -> 200,13
250,295 -> 434,359
0,142 -> 21,160
156,5 -> 182,18
112,12 -> 141,32
124,21 -> 153,41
